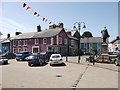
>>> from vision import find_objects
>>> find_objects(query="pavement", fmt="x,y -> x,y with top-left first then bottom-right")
62,55 -> 119,72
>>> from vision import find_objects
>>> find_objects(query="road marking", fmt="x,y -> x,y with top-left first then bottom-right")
71,65 -> 89,88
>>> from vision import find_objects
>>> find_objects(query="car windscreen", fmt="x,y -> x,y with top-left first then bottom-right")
52,55 -> 60,58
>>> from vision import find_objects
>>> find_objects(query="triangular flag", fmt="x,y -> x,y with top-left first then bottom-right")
43,18 -> 45,21
49,22 -> 52,24
26,6 -> 30,10
37,14 -> 40,17
34,12 -> 37,15
23,3 -> 27,8
45,19 -> 47,22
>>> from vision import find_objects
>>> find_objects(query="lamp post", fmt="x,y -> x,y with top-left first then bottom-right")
73,22 -> 86,63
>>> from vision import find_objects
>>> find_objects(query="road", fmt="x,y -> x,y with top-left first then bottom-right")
0,58 -> 118,89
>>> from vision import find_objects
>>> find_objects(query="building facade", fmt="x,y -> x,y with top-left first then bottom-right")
11,23 -> 78,56
80,37 -> 102,54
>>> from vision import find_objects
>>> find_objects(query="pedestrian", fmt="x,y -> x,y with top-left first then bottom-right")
92,55 -> 95,65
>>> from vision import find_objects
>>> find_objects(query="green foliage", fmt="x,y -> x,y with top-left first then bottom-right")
82,31 -> 93,38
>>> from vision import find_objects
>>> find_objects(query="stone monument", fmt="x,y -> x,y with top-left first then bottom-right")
101,27 -> 110,62
97,27 -> 110,63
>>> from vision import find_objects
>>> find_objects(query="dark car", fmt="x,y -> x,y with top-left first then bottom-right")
16,51 -> 31,61
26,54 -> 46,66
0,55 -> 8,65
2,52 -> 16,59
40,51 -> 55,62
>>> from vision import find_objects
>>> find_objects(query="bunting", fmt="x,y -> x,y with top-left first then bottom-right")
20,1 -> 52,25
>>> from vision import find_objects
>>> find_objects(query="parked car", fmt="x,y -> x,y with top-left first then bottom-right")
40,51 -> 55,62
0,55 -> 8,65
50,54 -> 63,66
2,52 -> 16,59
26,54 -> 46,66
16,51 -> 31,61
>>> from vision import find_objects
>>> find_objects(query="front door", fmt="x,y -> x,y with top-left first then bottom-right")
32,46 -> 39,53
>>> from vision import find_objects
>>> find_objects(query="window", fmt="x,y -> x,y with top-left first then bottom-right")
18,47 -> 22,52
13,48 -> 16,53
18,40 -> 22,46
59,37 -> 62,44
23,40 -> 27,46
43,38 -> 47,44
35,39 -> 39,44
64,39 -> 67,45
71,40 -> 74,46
13,40 -> 16,46
23,47 -> 27,51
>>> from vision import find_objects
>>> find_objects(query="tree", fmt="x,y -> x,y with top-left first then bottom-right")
82,31 -> 93,38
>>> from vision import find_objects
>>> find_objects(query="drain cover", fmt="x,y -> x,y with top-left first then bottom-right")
56,74 -> 62,77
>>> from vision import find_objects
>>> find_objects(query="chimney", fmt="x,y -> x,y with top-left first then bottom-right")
7,33 -> 10,38
49,24 -> 57,29
37,25 -> 41,32
15,32 -> 22,35
58,23 -> 64,28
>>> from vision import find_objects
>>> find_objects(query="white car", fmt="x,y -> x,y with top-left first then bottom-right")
50,54 -> 63,66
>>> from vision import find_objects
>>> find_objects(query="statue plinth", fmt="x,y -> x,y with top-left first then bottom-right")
96,43 -> 110,63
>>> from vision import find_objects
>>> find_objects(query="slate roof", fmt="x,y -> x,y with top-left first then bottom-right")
67,35 -> 78,40
10,28 -> 79,41
80,37 -> 103,43
33,28 -> 63,38
12,32 -> 37,40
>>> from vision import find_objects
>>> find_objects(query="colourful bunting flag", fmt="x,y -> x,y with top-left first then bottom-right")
26,6 -> 30,10
21,2 -> 53,25
37,14 -> 40,17
43,18 -> 45,21
49,22 -> 52,24
23,3 -> 27,8
34,12 -> 37,15
45,19 -> 47,23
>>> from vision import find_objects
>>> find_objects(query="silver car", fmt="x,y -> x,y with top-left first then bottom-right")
50,54 -> 63,66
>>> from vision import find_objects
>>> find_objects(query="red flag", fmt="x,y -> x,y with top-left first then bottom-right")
45,19 -> 47,22
37,14 -> 40,17
26,6 -> 30,10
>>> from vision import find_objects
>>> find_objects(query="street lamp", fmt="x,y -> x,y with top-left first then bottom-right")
73,22 -> 86,63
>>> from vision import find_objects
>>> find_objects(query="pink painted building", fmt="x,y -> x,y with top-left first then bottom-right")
11,23 -> 78,55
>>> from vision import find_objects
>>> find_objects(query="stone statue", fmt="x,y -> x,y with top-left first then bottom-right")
101,27 -> 110,43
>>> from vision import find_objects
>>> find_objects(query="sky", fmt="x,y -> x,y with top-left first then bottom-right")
0,1 -> 119,41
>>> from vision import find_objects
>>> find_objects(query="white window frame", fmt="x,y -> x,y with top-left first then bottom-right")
71,40 -> 74,46
18,47 -> 22,52
18,40 -> 22,46
23,40 -> 27,46
43,38 -> 47,44
23,47 -> 27,51
35,39 -> 39,45
59,37 -> 62,44
13,40 -> 16,46
13,48 -> 16,53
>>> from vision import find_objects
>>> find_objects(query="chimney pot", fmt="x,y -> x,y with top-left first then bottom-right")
37,25 -> 41,32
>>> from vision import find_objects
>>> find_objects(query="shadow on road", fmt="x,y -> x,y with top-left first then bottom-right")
50,63 -> 66,67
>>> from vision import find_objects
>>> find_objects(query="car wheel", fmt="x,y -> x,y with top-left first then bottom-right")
28,63 -> 32,67
16,59 -> 19,61
50,63 -> 52,66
